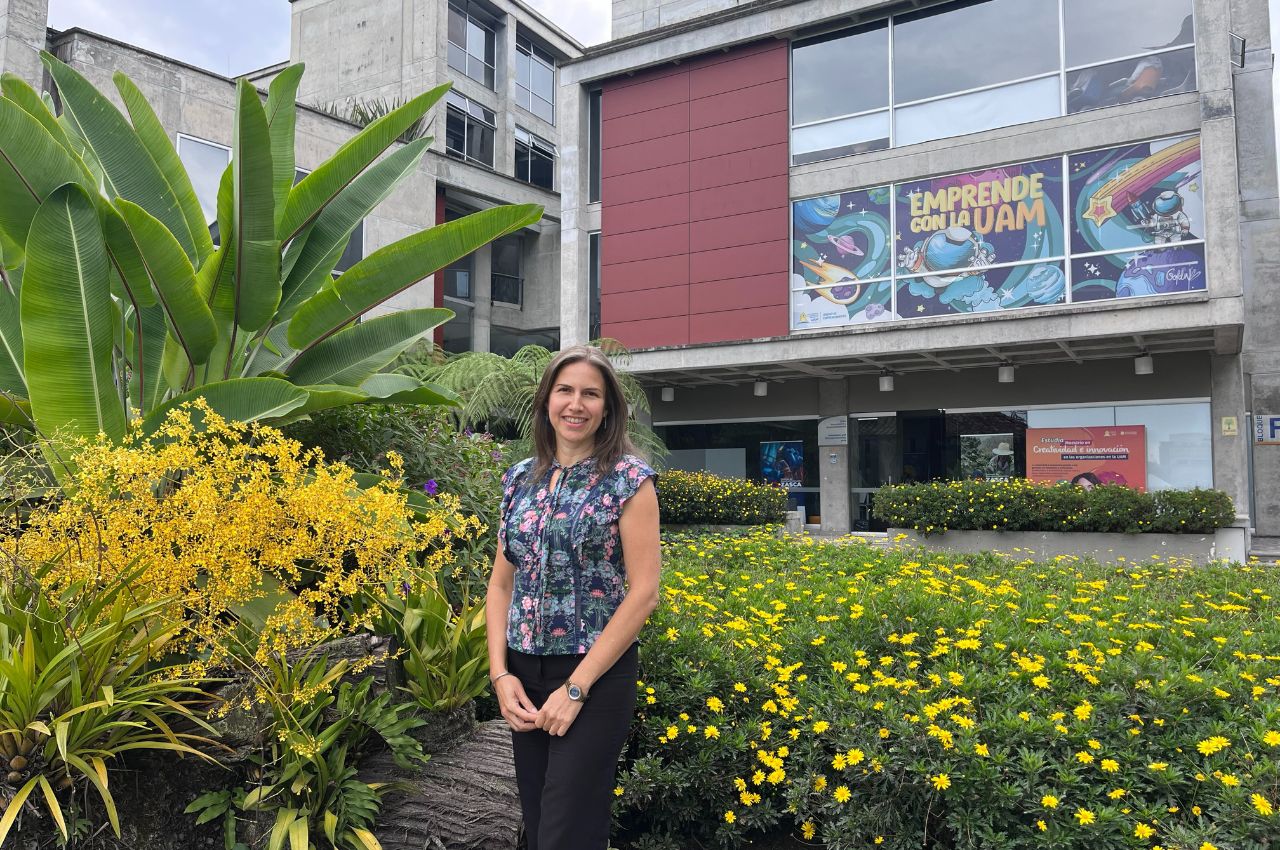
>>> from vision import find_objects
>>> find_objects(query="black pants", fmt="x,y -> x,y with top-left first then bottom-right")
507,643 -> 639,850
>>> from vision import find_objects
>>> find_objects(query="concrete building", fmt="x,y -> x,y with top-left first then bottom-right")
557,0 -> 1280,555
1,0 -> 581,356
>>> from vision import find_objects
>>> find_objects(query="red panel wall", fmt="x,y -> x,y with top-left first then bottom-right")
599,41 -> 790,348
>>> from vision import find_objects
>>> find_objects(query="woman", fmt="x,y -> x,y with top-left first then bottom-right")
485,344 -> 661,850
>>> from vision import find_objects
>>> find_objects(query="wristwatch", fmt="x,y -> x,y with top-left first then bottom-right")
565,680 -> 588,702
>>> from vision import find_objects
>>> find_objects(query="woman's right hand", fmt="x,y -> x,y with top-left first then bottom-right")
496,676 -> 540,731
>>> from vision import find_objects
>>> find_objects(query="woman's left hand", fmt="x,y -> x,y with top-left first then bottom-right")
535,686 -> 585,736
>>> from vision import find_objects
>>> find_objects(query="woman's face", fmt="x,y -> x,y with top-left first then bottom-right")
547,360 -> 607,448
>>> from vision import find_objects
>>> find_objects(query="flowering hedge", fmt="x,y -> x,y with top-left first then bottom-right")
615,530 -> 1279,850
657,470 -> 788,526
872,479 -> 1235,536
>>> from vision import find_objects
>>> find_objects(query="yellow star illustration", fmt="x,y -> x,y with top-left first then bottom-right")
1082,194 -> 1116,227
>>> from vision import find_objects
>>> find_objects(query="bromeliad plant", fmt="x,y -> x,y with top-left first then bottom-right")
0,563 -> 219,846
188,653 -> 428,850
377,582 -> 491,713
0,57 -> 541,477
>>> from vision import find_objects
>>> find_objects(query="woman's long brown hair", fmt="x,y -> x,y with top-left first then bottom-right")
530,345 -> 636,478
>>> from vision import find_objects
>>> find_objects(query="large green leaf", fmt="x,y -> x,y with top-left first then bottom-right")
277,83 -> 450,242
264,64 -> 304,234
230,79 -> 280,334
140,377 -> 308,435
0,268 -> 25,396
1,73 -> 82,159
358,373 -> 460,406
285,307 -> 451,387
0,393 -> 31,427
288,204 -> 542,349
41,53 -> 199,261
21,183 -> 126,452
114,72 -> 214,264
129,304 -> 169,414
278,138 -> 430,320
0,95 -> 89,253
102,208 -> 158,309
114,200 -> 218,367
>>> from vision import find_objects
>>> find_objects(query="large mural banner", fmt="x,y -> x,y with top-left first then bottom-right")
790,135 -> 1206,332
1070,135 -> 1206,303
792,186 -> 895,330
895,157 -> 1066,317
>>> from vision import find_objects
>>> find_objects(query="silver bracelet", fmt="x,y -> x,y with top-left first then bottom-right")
491,671 -> 514,686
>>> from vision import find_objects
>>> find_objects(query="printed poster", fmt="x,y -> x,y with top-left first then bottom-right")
1070,135 -> 1206,303
760,441 -> 804,489
960,433 -> 1016,481
895,156 -> 1066,318
1026,426 -> 1148,492
792,186 -> 896,329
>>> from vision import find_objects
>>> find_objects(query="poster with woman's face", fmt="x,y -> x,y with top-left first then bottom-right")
960,433 -> 1016,481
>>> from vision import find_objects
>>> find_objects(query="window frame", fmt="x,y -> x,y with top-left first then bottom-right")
490,233 -> 524,308
448,1 -> 497,90
175,133 -> 231,240
516,32 -> 556,124
514,126 -> 556,190
789,0 -> 1197,165
443,207 -> 475,301
445,91 -> 497,169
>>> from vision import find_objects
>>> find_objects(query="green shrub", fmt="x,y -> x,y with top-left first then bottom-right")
872,479 -> 1234,535
658,470 -> 787,525
616,531 -> 1280,850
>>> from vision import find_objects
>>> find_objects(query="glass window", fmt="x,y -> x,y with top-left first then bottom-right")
447,2 -> 496,89
1065,0 -> 1194,69
515,126 -> 555,190
491,234 -> 523,306
792,24 -> 888,125
893,75 -> 1060,147
517,35 -> 556,124
1066,47 -> 1196,113
792,112 -> 890,163
893,0 -> 1059,104
176,135 -> 230,227
588,90 -> 602,203
588,232 -> 601,340
294,166 -> 364,273
445,91 -> 496,168
491,325 -> 559,357
442,300 -> 473,353
1116,402 -> 1211,490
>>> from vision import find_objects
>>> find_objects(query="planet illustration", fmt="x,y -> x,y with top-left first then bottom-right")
1116,247 -> 1204,297
793,195 -> 841,235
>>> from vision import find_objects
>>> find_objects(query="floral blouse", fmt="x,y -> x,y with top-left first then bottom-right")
499,454 -> 657,655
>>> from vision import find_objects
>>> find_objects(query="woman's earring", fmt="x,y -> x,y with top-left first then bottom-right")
601,415 -> 609,431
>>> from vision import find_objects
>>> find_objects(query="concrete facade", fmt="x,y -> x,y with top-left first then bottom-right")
562,0 -> 1280,554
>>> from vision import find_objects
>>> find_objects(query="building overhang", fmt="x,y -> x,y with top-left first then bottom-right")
626,295 -> 1243,387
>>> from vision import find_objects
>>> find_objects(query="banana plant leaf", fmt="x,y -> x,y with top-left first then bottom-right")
230,79 -> 280,335
140,376 -> 309,436
0,95 -> 90,256
0,268 -> 25,396
41,52 -> 200,263
288,204 -> 542,350
285,307 -> 452,386
21,183 -> 126,454
263,64 -> 305,233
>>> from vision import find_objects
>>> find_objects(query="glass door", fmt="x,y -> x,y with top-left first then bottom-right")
849,415 -> 898,531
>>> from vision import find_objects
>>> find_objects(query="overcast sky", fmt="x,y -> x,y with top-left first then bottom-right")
46,0 -> 611,76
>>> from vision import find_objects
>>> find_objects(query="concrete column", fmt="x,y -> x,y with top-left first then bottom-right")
495,11 -> 518,178
0,0 -> 49,89
818,379 -> 850,536
473,243 -> 492,353
557,74 -> 590,346
1210,355 -> 1251,526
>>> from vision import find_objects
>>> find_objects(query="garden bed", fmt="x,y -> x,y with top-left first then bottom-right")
890,526 -> 1248,563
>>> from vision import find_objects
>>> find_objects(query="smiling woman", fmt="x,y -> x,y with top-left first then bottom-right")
485,344 -> 662,850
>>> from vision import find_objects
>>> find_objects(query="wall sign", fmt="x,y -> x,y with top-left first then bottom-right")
818,415 -> 848,446
1256,415 -> 1280,445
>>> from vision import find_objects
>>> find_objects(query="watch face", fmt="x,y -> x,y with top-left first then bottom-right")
567,683 -> 582,701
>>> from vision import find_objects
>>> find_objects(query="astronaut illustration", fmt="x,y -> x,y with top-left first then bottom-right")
1143,190 -> 1191,244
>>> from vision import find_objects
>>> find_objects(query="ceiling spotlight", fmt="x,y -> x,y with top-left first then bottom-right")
660,386 -> 675,402
878,373 -> 895,392
753,380 -> 768,397
1134,353 -> 1154,375
998,364 -> 1016,384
